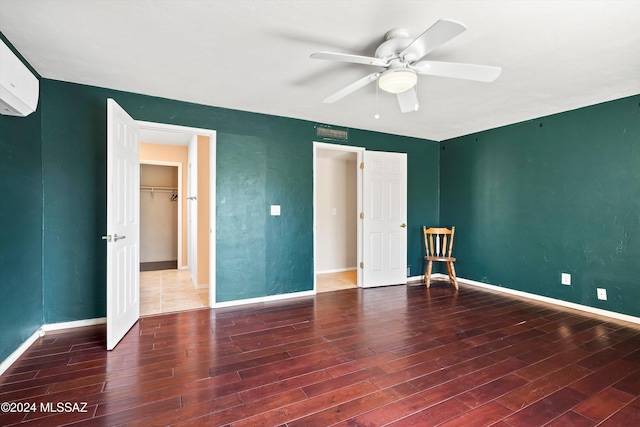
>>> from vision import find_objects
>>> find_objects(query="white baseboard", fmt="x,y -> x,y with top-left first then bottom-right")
408,273 -> 449,285
41,317 -> 106,332
457,276 -> 640,326
0,329 -> 41,376
0,317 -> 107,376
316,267 -> 357,274
214,290 -> 316,308
407,274 -> 428,284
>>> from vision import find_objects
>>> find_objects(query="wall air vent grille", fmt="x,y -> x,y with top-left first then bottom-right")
315,125 -> 348,141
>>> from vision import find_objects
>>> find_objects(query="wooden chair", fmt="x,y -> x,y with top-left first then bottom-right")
423,226 -> 458,289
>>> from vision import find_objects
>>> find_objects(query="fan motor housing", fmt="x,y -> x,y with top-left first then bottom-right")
375,28 -> 412,60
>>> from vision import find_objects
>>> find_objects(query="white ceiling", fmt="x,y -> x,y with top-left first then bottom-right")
1,0 -> 639,142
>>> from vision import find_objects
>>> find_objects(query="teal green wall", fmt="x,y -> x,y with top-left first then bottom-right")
0,33 -> 43,362
40,79 -> 439,316
441,95 -> 640,317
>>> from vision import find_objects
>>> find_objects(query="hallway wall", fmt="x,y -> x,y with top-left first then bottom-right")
315,153 -> 357,272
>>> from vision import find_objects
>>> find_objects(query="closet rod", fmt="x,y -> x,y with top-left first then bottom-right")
140,186 -> 178,192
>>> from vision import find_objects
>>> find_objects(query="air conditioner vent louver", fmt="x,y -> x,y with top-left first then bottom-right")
315,125 -> 348,141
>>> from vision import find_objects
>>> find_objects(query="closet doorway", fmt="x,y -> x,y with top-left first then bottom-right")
314,144 -> 361,293
138,130 -> 211,315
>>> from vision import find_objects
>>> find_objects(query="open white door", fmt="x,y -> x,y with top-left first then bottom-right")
105,98 -> 140,350
362,151 -> 407,287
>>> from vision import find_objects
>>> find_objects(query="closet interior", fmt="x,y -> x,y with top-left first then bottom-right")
140,164 -> 179,271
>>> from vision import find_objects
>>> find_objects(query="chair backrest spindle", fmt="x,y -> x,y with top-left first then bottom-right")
423,226 -> 456,258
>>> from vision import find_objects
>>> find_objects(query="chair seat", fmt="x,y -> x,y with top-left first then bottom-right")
425,256 -> 456,262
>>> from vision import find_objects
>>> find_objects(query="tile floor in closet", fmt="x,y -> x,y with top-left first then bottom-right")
316,270 -> 358,293
140,269 -> 208,316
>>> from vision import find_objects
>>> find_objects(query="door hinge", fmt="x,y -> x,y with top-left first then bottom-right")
360,262 -> 364,269
359,212 -> 364,219
360,162 -> 364,170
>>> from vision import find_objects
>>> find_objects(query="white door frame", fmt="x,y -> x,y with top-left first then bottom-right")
187,136 -> 198,282
137,120 -> 217,307
139,160 -> 183,269
313,142 -> 364,290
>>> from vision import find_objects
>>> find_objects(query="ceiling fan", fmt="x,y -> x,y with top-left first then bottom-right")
310,19 -> 502,113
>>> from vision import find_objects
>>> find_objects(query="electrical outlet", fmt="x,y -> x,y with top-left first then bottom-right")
597,288 -> 607,300
561,273 -> 571,286
407,266 -> 411,276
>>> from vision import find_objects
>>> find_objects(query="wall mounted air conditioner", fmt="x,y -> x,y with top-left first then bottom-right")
0,38 -> 39,117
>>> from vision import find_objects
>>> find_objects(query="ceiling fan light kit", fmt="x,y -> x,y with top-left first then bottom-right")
310,19 -> 501,113
378,69 -> 417,94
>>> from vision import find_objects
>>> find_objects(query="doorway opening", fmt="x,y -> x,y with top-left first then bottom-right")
313,142 -> 363,292
137,123 -> 216,314
138,161 -> 206,314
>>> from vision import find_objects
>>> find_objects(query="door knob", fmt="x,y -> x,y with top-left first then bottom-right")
401,223 -> 407,228
101,235 -> 112,242
113,234 -> 126,241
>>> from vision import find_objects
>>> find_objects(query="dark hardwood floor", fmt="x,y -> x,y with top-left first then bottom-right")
2,281 -> 640,426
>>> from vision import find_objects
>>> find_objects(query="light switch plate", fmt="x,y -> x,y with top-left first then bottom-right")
270,205 -> 281,216
597,288 -> 607,300
561,273 -> 571,286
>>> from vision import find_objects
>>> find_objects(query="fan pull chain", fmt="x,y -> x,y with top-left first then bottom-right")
374,74 -> 380,119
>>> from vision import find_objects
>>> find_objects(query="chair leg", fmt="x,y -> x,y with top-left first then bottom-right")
449,262 -> 459,290
446,262 -> 453,282
423,262 -> 427,284
425,261 -> 433,288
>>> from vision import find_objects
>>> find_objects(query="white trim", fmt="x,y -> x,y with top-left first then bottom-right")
316,267 -> 357,274
407,274 -> 429,284
458,276 -> 640,326
0,330 -> 41,376
0,317 -> 107,376
209,131 -> 216,307
314,142 -> 364,153
41,317 -> 107,332
213,290 -> 316,308
137,121 -> 216,141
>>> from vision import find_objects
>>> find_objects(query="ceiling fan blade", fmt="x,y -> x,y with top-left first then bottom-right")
311,51 -> 389,67
400,19 -> 467,62
396,87 -> 419,113
323,72 -> 380,104
413,60 -> 502,82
